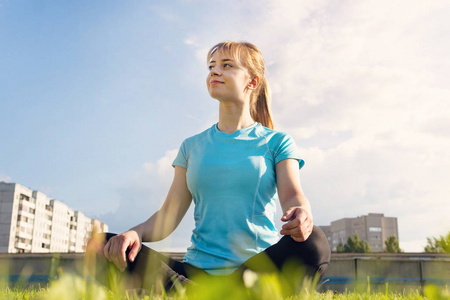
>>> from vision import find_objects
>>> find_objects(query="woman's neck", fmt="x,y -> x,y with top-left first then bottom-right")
217,101 -> 254,134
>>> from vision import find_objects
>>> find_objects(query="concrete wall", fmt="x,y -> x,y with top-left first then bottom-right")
323,253 -> 450,292
1,252 -> 449,292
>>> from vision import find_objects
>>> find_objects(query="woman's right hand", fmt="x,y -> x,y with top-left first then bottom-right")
103,230 -> 142,272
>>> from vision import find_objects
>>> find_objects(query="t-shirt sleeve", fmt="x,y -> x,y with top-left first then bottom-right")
172,140 -> 188,168
274,133 -> 305,170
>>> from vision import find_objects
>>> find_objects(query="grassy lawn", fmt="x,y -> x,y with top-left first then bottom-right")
1,272 -> 448,300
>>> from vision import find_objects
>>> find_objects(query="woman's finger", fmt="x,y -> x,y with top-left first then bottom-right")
281,207 -> 296,221
103,240 -> 111,261
282,218 -> 300,230
128,240 -> 141,262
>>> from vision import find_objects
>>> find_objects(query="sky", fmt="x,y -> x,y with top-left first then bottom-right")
1,0 -> 449,252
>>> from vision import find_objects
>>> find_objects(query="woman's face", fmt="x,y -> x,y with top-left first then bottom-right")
206,50 -> 253,102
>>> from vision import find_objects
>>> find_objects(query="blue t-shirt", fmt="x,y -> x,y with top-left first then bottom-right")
172,122 -> 304,275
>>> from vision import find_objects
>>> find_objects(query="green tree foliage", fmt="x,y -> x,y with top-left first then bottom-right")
340,233 -> 372,253
384,235 -> 403,253
424,231 -> 450,253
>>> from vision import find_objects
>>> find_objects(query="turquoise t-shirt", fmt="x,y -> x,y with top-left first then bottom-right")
172,122 -> 304,275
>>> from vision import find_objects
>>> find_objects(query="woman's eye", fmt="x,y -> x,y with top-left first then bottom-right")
208,65 -> 213,70
224,63 -> 232,68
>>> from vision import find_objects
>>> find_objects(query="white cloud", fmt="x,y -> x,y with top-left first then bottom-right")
180,0 -> 450,251
183,39 -> 195,46
101,0 -> 450,252
258,1 -> 450,252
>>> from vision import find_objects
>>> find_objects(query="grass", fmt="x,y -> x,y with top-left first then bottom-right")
0,271 -> 448,300
1,250 -> 449,299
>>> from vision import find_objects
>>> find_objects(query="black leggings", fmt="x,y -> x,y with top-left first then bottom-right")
92,226 -> 330,292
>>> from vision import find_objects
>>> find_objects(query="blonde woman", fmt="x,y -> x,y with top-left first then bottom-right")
90,41 -> 330,292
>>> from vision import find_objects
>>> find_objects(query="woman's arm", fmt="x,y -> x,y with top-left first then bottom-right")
133,166 -> 192,242
103,166 -> 192,271
276,159 -> 313,242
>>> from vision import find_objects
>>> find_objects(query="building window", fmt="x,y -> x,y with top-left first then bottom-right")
17,215 -> 27,222
369,227 -> 382,232
19,194 -> 30,202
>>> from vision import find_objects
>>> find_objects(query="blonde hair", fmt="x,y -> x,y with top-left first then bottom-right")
207,41 -> 274,129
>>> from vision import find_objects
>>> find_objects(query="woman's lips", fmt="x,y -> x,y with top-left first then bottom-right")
210,80 -> 224,85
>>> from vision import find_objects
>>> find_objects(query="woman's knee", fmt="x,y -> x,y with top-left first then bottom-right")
303,226 -> 331,265
306,226 -> 331,275
276,226 -> 330,272
86,232 -> 111,255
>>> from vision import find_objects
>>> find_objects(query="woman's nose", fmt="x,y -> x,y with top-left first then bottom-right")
210,66 -> 220,76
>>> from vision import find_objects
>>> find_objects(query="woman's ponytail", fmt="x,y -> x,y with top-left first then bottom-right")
251,77 -> 274,129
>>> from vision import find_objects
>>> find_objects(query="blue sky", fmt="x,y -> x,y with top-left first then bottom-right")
1,0 -> 449,252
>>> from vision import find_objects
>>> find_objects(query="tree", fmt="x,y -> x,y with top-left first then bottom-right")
384,235 -> 403,253
340,233 -> 372,253
424,231 -> 450,253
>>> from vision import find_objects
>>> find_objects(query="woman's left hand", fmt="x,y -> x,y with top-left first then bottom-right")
280,206 -> 313,242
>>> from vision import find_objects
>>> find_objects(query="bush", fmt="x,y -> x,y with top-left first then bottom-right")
337,233 -> 372,253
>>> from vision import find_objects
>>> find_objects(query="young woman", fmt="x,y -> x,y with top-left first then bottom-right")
89,41 -> 331,292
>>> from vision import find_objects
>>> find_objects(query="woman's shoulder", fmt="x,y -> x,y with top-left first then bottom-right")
257,124 -> 303,165
256,124 -> 296,143
180,124 -> 215,147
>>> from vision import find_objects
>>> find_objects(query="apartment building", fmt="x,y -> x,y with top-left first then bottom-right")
0,182 -> 108,253
319,213 -> 398,252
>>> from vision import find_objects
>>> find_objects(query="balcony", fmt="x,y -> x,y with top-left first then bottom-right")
19,193 -> 35,204
15,238 -> 32,251
18,205 -> 35,216
19,198 -> 36,209
16,231 -> 33,240
17,216 -> 33,224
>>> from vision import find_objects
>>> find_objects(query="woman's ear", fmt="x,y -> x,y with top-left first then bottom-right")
248,75 -> 260,90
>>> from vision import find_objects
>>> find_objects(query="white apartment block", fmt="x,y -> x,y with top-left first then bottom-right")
0,182 -> 108,253
319,213 -> 399,252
